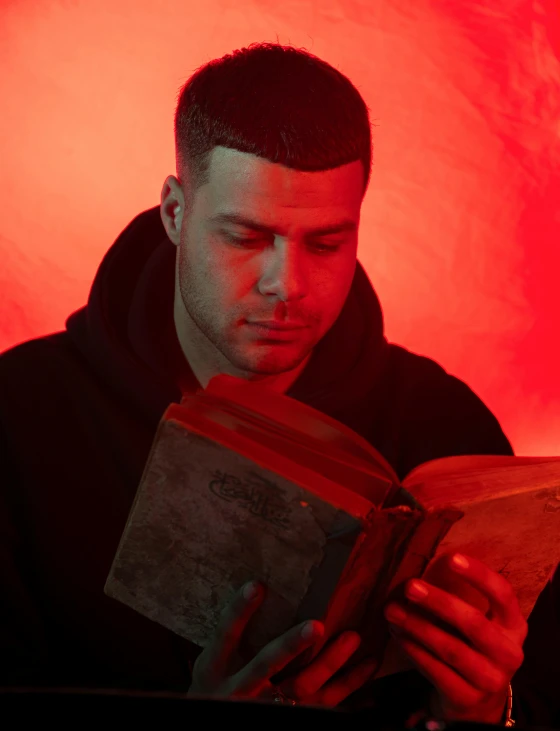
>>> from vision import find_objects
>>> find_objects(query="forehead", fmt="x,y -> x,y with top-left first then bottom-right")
201,146 -> 363,224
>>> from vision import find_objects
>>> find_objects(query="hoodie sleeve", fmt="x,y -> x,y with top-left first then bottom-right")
0,424 -> 50,685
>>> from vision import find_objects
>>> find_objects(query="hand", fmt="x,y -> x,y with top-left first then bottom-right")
384,553 -> 528,724
188,580 -> 378,706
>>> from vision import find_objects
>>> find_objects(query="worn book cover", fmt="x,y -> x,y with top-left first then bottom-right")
104,375 -> 560,675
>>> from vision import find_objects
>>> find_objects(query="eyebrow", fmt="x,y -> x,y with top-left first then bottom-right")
209,213 -> 358,237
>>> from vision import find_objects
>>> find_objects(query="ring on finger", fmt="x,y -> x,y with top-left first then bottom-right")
271,684 -> 298,705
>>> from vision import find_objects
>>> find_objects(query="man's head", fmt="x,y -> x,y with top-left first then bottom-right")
161,42 -> 373,390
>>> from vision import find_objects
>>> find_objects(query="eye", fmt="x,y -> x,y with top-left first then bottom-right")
311,242 -> 340,254
223,233 -> 263,247
229,236 -> 256,244
223,232 -> 340,254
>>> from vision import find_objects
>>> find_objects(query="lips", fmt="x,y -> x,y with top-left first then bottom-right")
247,321 -> 307,331
245,321 -> 308,339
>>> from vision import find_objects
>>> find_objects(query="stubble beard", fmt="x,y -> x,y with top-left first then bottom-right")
177,232 -> 320,376
178,275 -> 314,378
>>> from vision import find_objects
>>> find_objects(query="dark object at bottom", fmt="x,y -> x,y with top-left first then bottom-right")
0,689 -> 553,730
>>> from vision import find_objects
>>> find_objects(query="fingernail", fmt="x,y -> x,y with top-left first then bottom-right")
385,603 -> 407,624
342,632 -> 361,651
406,580 -> 429,601
243,581 -> 259,600
452,554 -> 469,571
301,620 -> 323,639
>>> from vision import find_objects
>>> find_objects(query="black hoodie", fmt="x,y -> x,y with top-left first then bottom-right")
0,206 -> 557,725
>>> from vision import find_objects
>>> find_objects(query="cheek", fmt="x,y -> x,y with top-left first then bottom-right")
314,265 -> 355,311
200,260 -> 248,316
182,244 -> 232,300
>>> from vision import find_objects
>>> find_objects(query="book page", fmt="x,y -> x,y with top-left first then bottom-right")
428,477 -> 560,618
182,394 -> 395,507
403,454 -> 558,489
166,403 -> 375,518
404,457 -> 560,507
377,459 -> 560,678
203,374 -> 401,484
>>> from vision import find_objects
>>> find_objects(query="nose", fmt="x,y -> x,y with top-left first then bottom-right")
257,241 -> 308,303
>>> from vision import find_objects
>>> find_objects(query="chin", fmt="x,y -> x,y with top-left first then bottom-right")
241,360 -> 302,376
231,349 -> 309,376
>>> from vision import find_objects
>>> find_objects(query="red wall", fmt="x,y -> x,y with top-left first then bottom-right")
1,0 -> 558,455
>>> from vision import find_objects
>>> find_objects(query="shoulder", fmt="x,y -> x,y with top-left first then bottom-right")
0,332 -> 81,380
384,344 -> 514,475
386,343 -> 501,416
387,344 -> 493,410
0,333 -> 89,413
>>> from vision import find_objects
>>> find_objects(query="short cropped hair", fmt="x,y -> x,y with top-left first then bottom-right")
174,42 -> 374,199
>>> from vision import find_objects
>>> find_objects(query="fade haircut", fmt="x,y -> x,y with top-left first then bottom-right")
174,42 -> 374,203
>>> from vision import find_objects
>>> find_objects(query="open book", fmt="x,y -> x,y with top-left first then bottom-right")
104,374 -> 560,677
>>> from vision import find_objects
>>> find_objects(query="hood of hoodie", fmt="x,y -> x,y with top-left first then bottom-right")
66,206 -> 389,425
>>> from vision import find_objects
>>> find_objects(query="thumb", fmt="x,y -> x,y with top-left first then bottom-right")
204,581 -> 265,677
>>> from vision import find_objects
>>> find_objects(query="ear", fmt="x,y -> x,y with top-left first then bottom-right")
160,175 -> 185,247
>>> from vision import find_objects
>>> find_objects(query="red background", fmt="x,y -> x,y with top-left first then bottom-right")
1,0 -> 559,455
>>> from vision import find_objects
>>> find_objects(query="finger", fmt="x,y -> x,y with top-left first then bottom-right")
310,656 -> 379,707
385,604 -> 509,693
235,619 -> 324,694
392,632 -> 482,711
283,631 -> 361,698
444,553 -> 526,632
399,576 -> 525,671
202,581 -> 264,676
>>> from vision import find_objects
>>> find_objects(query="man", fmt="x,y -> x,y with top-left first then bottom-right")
0,42 -> 557,726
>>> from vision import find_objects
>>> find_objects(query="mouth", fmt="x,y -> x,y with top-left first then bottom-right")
247,320 -> 307,331
245,321 -> 308,339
